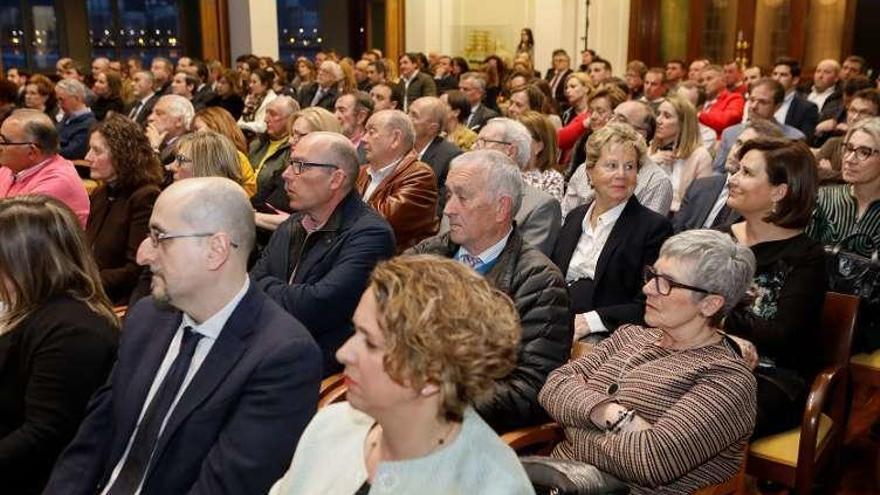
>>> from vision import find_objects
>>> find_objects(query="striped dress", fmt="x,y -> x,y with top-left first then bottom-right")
807,184 -> 880,256
538,325 -> 756,494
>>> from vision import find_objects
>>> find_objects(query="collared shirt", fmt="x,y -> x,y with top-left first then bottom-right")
62,107 -> 91,123
101,277 -> 251,495
454,228 -> 513,270
130,92 -> 156,120
11,156 -> 52,184
467,103 -> 481,127
363,156 -> 403,201
703,175 -> 731,228
567,201 -> 627,334
808,85 -> 835,112
774,90 -> 796,125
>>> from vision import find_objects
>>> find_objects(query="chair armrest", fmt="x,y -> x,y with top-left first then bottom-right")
797,364 -> 845,466
319,373 -> 345,395
501,422 -> 565,453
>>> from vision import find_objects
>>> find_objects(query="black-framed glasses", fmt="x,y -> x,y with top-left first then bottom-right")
0,135 -> 36,147
148,230 -> 239,249
286,159 -> 339,175
174,154 -> 193,164
842,142 -> 880,162
643,265 -> 712,296
474,137 -> 512,148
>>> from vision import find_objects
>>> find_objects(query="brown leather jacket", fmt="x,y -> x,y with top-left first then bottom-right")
356,152 -> 439,252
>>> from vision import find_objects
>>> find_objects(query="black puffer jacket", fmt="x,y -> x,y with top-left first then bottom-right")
408,228 -> 572,432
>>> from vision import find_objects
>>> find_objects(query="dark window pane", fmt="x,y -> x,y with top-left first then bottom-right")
0,0 -> 26,69
30,0 -> 61,70
277,0 -> 322,63
87,0 -> 182,63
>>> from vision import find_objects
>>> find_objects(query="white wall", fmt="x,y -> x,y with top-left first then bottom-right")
229,0 -> 280,60
405,0 -> 630,76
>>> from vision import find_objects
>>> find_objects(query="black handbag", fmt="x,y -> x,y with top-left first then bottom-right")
824,233 -> 880,352
520,456 -> 630,495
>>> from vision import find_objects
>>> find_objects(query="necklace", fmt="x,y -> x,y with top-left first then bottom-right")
606,330 -> 722,396
367,420 -> 458,464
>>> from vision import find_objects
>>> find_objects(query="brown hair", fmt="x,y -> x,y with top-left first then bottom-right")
736,138 -> 818,229
370,255 -> 519,422
217,68 -> 243,96
517,110 -> 560,172
90,114 -> 164,190
0,195 -> 118,334
194,107 -> 248,154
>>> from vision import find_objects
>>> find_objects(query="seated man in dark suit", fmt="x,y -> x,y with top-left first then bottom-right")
145,94 -> 194,169
544,49 -> 573,111
297,60 -> 341,111
187,59 -> 217,111
54,78 -> 96,160
125,70 -> 159,128
674,119 -> 783,232
409,96 -> 462,212
409,149 -> 571,433
458,72 -> 499,131
771,57 -> 819,142
396,52 -> 437,112
45,177 -> 323,495
251,133 -> 396,374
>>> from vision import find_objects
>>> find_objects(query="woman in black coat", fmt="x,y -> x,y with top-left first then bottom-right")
0,195 -> 119,494
91,71 -> 125,121
552,123 -> 672,342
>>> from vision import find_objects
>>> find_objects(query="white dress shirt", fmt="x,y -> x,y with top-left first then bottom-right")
566,201 -> 627,333
454,228 -> 512,269
101,278 -> 251,495
363,156 -> 403,201
808,86 -> 834,112
703,175 -> 731,228
774,90 -> 796,126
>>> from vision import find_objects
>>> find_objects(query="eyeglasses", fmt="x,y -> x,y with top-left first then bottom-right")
0,135 -> 36,147
643,265 -> 712,296
842,142 -> 880,162
474,137 -> 512,148
174,154 -> 193,164
148,230 -> 239,249
286,159 -> 339,175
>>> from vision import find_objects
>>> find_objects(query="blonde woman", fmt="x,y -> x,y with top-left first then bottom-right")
270,255 -> 533,495
193,107 -> 258,196
560,72 -> 592,126
649,93 -> 713,212
254,106 -> 342,231
169,131 -> 244,187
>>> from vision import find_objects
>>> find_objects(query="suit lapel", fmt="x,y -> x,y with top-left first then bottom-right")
695,176 -> 727,226
147,286 -> 260,469
109,307 -> 181,465
593,197 -> 638,285
556,204 -> 589,276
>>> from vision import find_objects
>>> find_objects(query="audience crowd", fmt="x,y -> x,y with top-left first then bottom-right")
0,45 -> 878,494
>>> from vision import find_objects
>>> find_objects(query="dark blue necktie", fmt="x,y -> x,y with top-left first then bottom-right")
108,326 -> 202,494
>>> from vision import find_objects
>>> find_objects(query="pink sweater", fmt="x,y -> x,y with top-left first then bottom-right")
0,154 -> 90,226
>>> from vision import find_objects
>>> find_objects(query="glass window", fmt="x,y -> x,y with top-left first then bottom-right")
0,0 -> 60,71
86,0 -> 183,65
277,0 -> 322,63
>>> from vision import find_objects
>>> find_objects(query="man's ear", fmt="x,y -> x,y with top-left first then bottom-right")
205,233 -> 233,271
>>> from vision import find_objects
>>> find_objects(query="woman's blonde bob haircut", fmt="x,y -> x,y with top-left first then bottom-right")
585,121 -> 649,172
369,255 -> 520,422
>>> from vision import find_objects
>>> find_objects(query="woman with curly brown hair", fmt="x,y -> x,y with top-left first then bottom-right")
84,113 -> 164,303
269,255 -> 534,495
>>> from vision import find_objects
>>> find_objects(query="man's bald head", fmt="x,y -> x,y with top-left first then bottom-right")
160,177 -> 256,259
296,132 -> 360,190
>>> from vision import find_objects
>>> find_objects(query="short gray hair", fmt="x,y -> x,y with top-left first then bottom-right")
482,118 -> 531,170
270,95 -> 300,117
55,78 -> 87,101
450,150 -> 523,218
7,109 -> 59,155
460,72 -> 487,92
659,229 -> 756,317
172,177 -> 256,257
374,109 -> 415,151
320,60 -> 343,82
845,116 -> 880,149
159,94 -> 195,130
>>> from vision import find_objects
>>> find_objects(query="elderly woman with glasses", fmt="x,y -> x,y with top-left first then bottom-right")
722,138 -> 826,438
539,229 -> 758,494
269,255 -> 533,494
809,116 -> 880,352
552,123 -> 672,343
